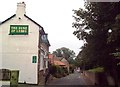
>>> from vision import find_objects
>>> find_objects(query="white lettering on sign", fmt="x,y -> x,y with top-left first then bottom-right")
10,25 -> 29,35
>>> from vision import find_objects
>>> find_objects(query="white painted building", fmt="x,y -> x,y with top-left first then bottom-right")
0,2 -> 50,84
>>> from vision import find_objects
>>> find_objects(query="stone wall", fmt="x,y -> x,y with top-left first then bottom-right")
84,71 -> 96,85
0,69 -> 10,81
0,69 -> 10,86
84,71 -> 114,85
38,69 -> 54,85
38,70 -> 45,85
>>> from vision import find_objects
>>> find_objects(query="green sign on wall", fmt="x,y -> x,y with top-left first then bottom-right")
9,25 -> 29,35
32,56 -> 37,63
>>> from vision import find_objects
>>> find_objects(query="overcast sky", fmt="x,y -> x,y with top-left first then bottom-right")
0,0 -> 84,56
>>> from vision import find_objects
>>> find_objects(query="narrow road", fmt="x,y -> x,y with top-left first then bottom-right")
48,72 -> 92,85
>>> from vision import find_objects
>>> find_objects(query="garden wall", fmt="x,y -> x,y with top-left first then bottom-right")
84,71 -> 115,85
0,69 -> 10,85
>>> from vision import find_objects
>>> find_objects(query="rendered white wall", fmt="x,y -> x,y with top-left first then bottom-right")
0,81 -> 10,86
16,2 -> 26,17
2,54 -> 38,84
0,15 -> 40,84
0,28 -> 2,69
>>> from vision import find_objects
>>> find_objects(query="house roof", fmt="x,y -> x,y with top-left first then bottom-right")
25,15 -> 51,46
25,15 -> 50,46
0,14 -> 16,25
0,14 -> 43,30
61,57 -> 68,62
56,57 -> 64,60
48,54 -> 54,59
24,15 -> 45,33
54,60 -> 66,66
0,14 -> 50,46
48,54 -> 68,66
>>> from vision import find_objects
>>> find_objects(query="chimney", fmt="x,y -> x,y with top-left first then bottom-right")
16,2 -> 26,17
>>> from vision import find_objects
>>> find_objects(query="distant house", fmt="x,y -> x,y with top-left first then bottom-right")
48,54 -> 69,72
0,2 -> 50,84
48,54 -> 64,66
54,60 -> 66,66
60,58 -> 70,73
48,54 -> 54,64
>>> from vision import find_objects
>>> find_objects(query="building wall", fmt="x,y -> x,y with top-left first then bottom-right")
61,58 -> 70,73
40,43 -> 49,69
0,15 -> 40,84
0,27 -> 2,69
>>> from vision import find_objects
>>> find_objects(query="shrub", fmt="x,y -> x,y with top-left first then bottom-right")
51,65 -> 68,78
50,65 -> 57,75
69,65 -> 75,73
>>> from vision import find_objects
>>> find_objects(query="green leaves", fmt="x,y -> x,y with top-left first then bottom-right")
72,2 -> 120,70
53,47 -> 75,61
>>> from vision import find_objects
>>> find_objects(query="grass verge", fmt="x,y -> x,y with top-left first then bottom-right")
88,67 -> 104,72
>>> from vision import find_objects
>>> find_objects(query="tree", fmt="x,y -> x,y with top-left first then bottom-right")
72,1 -> 120,85
52,47 -> 75,64
108,14 -> 120,52
73,2 -> 120,68
108,14 -> 120,79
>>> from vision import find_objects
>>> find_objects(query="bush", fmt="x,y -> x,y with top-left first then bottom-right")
69,65 -> 75,73
50,65 -> 57,75
52,65 -> 68,78
54,73 -> 62,78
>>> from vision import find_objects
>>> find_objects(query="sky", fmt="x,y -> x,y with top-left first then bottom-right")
0,0 -> 85,56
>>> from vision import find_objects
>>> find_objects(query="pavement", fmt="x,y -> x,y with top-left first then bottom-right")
47,71 -> 93,85
16,71 -> 93,87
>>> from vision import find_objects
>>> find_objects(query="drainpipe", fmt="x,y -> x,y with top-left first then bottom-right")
37,29 -> 41,84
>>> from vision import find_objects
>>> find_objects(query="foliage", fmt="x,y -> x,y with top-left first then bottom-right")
108,14 -> 120,59
68,58 -> 77,65
69,64 -> 75,73
108,14 -> 120,44
52,65 -> 68,78
72,2 -> 120,70
50,65 -> 57,75
52,47 -> 75,64
112,52 -> 120,58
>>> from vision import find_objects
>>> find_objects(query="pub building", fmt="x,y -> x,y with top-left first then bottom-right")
0,2 -> 50,84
